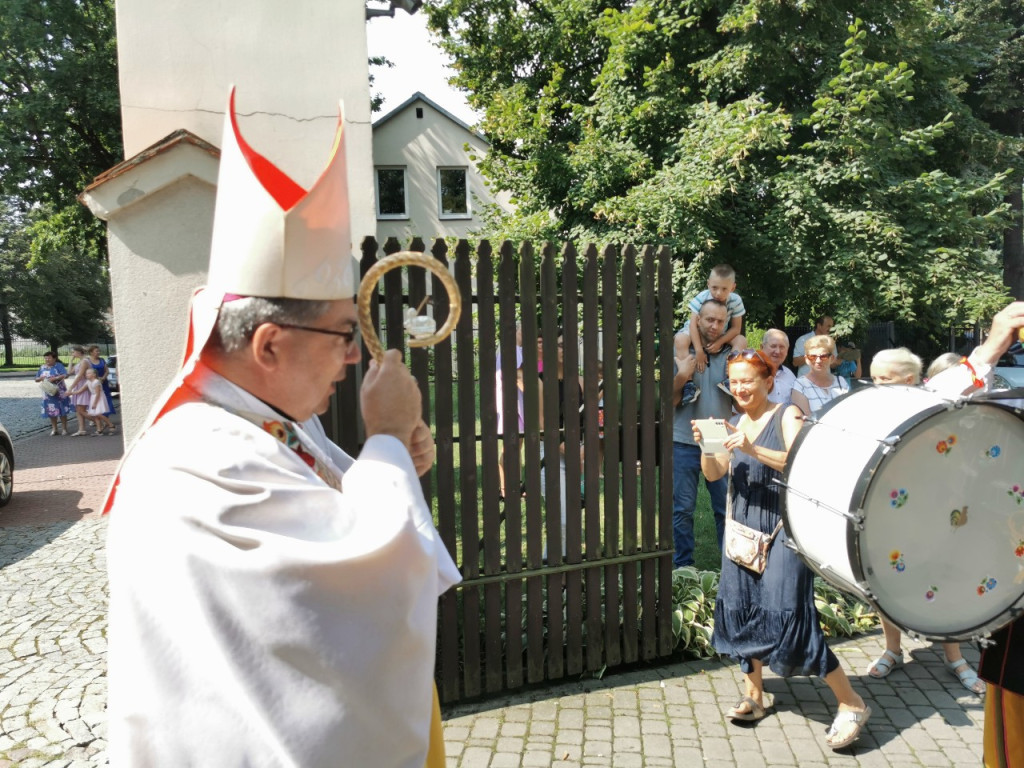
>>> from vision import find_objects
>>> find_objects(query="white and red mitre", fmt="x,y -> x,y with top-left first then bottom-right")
103,88 -> 357,513
208,87 -> 354,301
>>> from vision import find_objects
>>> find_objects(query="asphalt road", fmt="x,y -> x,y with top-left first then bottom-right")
0,374 -> 52,440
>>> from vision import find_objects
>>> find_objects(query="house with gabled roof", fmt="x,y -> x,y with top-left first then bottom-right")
372,92 -> 513,244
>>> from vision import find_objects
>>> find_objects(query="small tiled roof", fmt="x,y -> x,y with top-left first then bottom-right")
82,129 -> 220,193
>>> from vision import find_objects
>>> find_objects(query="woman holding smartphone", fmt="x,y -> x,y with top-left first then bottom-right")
694,348 -> 871,750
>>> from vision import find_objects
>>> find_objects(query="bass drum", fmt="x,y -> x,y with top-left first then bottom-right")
782,385 -> 1024,642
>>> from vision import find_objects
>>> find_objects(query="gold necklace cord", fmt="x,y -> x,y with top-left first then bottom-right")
356,250 -> 462,363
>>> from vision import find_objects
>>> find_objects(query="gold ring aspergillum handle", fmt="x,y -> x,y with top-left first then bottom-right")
356,251 -> 462,363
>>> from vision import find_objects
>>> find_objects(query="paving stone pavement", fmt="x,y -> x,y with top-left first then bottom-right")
0,422 -> 118,767
0,417 -> 989,767
440,635 -> 985,767
0,521 -> 107,768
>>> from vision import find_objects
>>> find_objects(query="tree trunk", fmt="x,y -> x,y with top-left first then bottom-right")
1003,179 -> 1024,300
0,305 -> 12,367
771,304 -> 786,332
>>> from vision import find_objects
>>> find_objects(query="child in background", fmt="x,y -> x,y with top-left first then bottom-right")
674,263 -> 747,404
70,367 -> 117,435
835,340 -> 862,385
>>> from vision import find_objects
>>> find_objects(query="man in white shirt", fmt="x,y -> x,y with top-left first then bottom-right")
762,328 -> 796,405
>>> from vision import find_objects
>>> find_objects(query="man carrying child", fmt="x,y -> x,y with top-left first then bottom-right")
671,299 -> 734,567
675,264 -> 746,404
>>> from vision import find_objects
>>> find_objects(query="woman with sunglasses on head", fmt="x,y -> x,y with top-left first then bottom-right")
791,335 -> 849,417
695,348 -> 871,749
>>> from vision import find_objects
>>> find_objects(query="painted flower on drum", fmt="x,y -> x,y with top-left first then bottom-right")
890,550 -> 906,572
937,435 -> 957,456
978,576 -> 998,596
1010,485 -> 1024,505
986,445 -> 1001,458
925,586 -> 937,602
937,441 -> 948,454
1015,540 -> 1024,558
890,489 -> 908,508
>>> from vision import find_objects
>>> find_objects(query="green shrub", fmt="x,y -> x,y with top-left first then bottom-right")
670,567 -> 717,658
813,577 -> 881,637
669,568 -> 881,659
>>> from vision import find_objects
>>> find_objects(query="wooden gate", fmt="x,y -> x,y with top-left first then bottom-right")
325,237 -> 678,703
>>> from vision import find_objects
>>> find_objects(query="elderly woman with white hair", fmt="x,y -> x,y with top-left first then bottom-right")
864,347 -> 985,695
791,335 -> 849,416
926,352 -> 961,381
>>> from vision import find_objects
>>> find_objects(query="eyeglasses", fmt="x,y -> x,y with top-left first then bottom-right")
275,323 -> 359,345
806,353 -> 832,362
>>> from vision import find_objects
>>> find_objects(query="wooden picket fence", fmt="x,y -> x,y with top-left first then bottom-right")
324,237 -> 678,703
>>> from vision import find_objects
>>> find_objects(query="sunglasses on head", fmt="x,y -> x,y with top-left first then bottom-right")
727,348 -> 769,366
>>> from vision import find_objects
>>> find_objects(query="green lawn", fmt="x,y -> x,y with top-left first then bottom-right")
692,482 -> 723,572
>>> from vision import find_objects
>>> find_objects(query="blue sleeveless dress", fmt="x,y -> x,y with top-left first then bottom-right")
713,406 -> 839,678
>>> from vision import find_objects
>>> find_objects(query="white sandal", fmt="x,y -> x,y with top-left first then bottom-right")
826,706 -> 872,750
726,694 -> 773,722
867,649 -> 903,678
946,657 -> 985,695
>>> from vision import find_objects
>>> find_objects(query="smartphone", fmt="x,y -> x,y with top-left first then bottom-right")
695,418 -> 729,454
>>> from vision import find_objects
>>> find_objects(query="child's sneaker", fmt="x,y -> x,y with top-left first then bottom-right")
717,379 -> 732,397
680,382 -> 701,406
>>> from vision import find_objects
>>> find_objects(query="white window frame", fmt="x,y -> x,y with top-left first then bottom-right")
436,166 -> 471,220
375,166 -> 409,219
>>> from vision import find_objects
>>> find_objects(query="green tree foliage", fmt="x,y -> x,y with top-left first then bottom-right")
0,200 -> 29,365
369,55 -> 393,113
426,0 -> 1015,334
0,0 -> 121,208
1,202 -> 111,352
0,0 -> 120,351
947,0 -> 1024,299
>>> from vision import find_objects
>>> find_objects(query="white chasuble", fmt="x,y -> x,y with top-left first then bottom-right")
106,369 -> 460,767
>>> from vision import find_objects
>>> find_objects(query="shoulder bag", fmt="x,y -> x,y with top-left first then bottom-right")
723,410 -> 785,574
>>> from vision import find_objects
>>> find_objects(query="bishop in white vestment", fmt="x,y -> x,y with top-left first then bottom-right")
105,89 -> 460,768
